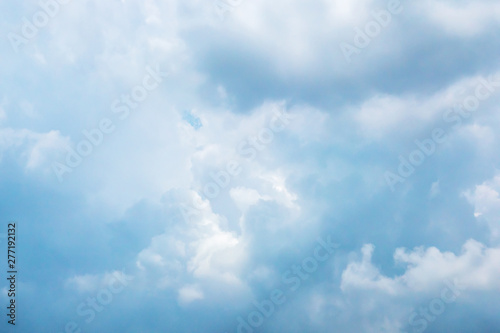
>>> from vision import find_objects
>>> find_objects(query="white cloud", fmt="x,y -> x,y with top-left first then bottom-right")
354,71 -> 500,140
465,174 -> 500,240
430,180 -> 440,198
230,187 -> 270,211
65,274 -> 100,293
342,240 -> 500,294
26,130 -> 69,169
0,128 -> 69,171
341,244 -> 402,295
417,0 -> 500,37
178,284 -> 204,305
65,270 -> 132,293
135,190 -> 246,290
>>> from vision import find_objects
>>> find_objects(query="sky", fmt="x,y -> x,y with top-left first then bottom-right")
1,0 -> 500,332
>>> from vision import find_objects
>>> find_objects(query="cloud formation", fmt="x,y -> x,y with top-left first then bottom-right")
1,0 -> 500,332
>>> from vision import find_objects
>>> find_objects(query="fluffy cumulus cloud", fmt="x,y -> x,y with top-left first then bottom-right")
1,0 -> 500,332
464,174 -> 500,241
342,240 -> 500,294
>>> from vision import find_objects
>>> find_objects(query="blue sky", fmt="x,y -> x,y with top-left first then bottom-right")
1,0 -> 500,332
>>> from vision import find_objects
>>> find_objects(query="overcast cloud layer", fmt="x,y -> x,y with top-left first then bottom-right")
1,0 -> 500,332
